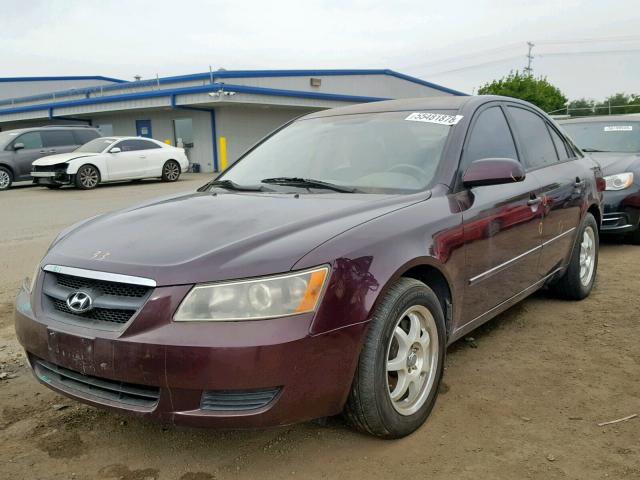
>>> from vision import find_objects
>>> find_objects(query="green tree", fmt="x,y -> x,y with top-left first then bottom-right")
594,93 -> 640,115
567,98 -> 595,117
477,71 -> 567,113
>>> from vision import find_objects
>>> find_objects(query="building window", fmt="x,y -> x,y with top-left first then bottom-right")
173,118 -> 194,148
96,124 -> 114,136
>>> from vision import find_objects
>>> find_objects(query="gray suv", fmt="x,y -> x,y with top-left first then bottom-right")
0,126 -> 100,190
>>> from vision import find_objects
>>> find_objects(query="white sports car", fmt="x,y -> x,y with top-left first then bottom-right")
31,136 -> 189,189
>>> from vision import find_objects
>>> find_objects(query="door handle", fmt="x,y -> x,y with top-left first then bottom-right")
139,155 -> 146,158
574,178 -> 585,188
527,196 -> 543,206
48,149 -> 57,153
39,150 -> 47,154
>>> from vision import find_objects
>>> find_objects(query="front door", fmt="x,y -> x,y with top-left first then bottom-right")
505,106 -> 583,278
135,120 -> 152,138
12,131 -> 48,180
458,104 -> 544,324
107,139 -> 149,180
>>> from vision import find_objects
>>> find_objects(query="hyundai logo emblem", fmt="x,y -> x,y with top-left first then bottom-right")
66,291 -> 93,313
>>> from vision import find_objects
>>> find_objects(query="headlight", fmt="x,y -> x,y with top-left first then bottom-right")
29,263 -> 41,292
174,266 -> 329,321
604,172 -> 634,191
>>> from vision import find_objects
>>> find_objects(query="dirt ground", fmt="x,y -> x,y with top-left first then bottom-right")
0,175 -> 638,480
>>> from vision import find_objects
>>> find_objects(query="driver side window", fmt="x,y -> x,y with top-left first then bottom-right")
462,106 -> 518,171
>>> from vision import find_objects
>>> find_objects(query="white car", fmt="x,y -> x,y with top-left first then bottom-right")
31,136 -> 189,189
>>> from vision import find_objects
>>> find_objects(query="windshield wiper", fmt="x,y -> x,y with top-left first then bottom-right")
582,148 -> 610,152
261,177 -> 358,193
199,179 -> 271,192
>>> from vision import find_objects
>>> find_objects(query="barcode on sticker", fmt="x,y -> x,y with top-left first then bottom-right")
405,112 -> 463,126
604,126 -> 633,132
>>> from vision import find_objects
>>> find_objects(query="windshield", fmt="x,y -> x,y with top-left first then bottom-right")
74,137 -> 117,153
562,121 -> 640,153
219,111 -> 456,193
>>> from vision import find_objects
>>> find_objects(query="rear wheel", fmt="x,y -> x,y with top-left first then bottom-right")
0,166 -> 13,191
161,160 -> 181,182
74,165 -> 100,190
550,213 -> 599,299
344,278 -> 446,438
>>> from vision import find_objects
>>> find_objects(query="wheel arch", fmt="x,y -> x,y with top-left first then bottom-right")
374,258 -> 455,339
0,162 -> 15,176
587,202 -> 601,229
67,161 -> 104,179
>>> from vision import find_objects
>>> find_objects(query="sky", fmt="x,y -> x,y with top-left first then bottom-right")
1,0 -> 639,101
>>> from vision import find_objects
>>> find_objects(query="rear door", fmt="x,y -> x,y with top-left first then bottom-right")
107,139 -> 149,180
41,130 -> 77,156
459,103 -> 544,323
505,106 -> 582,277
12,131 -> 46,180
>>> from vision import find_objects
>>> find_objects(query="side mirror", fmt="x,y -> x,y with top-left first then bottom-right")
109,147 -> 121,154
462,158 -> 525,188
13,142 -> 25,151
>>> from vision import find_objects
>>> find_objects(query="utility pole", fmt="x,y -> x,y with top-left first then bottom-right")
524,41 -> 535,76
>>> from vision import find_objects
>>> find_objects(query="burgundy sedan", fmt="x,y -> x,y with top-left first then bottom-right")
15,95 -> 603,438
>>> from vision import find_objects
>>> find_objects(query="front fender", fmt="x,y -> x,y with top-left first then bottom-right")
293,191 -> 465,336
65,159 -> 106,179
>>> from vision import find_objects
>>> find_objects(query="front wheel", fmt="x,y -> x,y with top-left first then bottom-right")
344,278 -> 446,438
0,166 -> 13,191
74,165 -> 100,190
550,213 -> 599,299
161,160 -> 181,182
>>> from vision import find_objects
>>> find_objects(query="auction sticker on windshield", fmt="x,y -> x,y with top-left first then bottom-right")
405,112 -> 464,126
604,125 -> 633,132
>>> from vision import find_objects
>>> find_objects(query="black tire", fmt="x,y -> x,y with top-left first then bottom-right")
161,160 -> 181,182
550,213 -> 599,300
74,164 -> 100,190
344,278 -> 446,438
0,166 -> 13,191
46,184 -> 62,190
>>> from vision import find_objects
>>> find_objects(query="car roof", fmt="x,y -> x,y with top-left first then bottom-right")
559,114 -> 640,124
303,95 -> 544,119
0,125 -> 97,134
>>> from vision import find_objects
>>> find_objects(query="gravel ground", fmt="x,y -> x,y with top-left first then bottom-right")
0,176 -> 638,479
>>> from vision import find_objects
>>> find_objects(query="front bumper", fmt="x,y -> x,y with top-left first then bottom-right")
601,186 -> 640,233
31,171 -> 72,186
15,282 -> 366,428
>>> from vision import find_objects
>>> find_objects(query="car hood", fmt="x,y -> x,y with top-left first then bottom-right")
589,152 -> 640,175
43,190 -> 428,286
32,152 -> 100,166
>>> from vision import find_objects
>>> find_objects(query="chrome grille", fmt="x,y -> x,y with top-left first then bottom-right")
51,298 -> 134,324
41,271 -> 153,329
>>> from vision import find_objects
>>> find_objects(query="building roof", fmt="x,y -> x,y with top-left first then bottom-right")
0,75 -> 126,84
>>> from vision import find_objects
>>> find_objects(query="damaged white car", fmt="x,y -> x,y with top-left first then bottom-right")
31,136 -> 189,189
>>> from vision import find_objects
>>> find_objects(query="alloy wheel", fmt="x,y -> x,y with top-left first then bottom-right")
79,167 -> 99,188
385,305 -> 439,416
0,169 -> 10,189
579,226 -> 596,286
164,162 -> 180,181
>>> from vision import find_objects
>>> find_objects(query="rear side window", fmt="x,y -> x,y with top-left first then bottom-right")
548,126 -> 570,161
15,132 -> 43,149
463,106 -> 518,169
508,107 -> 558,169
117,139 -> 160,152
42,130 -> 75,147
73,129 -> 100,145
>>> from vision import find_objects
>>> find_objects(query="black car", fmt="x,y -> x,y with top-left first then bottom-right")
560,115 -> 640,243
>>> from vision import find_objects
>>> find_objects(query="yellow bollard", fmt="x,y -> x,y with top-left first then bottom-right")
219,136 -> 228,171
